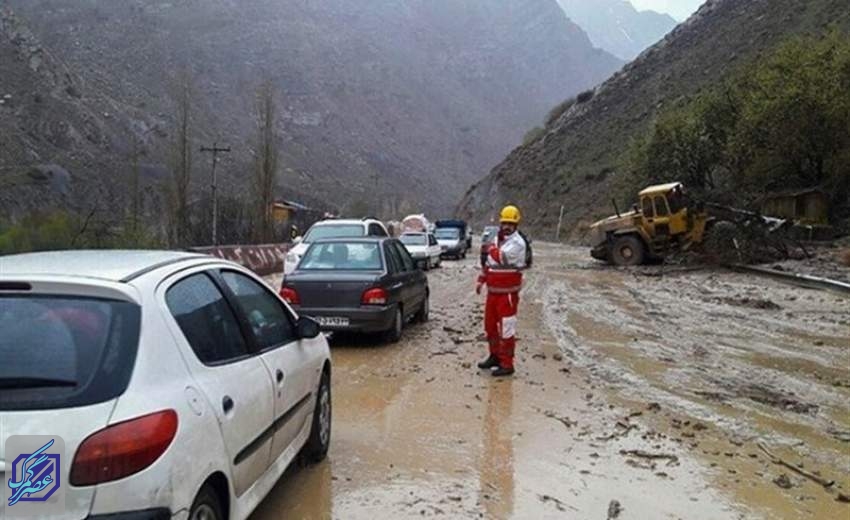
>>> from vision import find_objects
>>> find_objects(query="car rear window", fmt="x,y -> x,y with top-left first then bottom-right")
435,228 -> 459,239
300,242 -> 382,270
0,295 -> 141,411
304,224 -> 365,242
400,234 -> 426,246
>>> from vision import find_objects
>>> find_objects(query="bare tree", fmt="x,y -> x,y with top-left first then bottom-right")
253,80 -> 279,243
166,70 -> 194,247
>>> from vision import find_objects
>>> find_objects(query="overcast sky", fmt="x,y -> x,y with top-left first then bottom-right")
629,0 -> 705,21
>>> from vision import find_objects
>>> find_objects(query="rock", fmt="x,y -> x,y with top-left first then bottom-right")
773,473 -> 793,489
553,352 -> 564,362
607,499 -> 623,519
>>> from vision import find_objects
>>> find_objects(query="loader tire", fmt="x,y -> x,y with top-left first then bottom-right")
609,235 -> 645,266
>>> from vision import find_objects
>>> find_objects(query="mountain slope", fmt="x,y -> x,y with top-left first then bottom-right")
0,8 -> 141,218
1,0 -> 622,223
458,0 -> 850,237
558,0 -> 676,60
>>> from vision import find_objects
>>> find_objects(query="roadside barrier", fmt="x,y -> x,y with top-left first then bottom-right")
191,243 -> 291,276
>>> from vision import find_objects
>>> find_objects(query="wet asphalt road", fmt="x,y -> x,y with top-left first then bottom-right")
256,243 -> 849,519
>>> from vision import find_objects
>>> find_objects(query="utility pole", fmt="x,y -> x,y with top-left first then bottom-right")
555,204 -> 565,242
200,143 -> 231,245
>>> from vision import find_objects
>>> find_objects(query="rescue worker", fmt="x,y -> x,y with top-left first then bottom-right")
476,205 -> 527,377
289,223 -> 300,242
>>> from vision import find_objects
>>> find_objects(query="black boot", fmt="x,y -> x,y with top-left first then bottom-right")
491,366 -> 515,377
477,355 -> 499,369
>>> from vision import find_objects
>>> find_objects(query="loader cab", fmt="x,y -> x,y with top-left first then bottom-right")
638,182 -> 690,238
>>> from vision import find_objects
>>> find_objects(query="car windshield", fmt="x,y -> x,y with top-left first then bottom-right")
0,295 -> 141,410
299,242 -> 383,270
304,224 -> 365,242
400,234 -> 426,246
435,228 -> 460,239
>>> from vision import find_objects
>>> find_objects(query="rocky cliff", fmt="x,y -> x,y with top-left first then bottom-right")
558,0 -> 676,60
0,0 -> 622,224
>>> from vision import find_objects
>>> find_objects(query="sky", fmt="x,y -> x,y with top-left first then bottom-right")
628,0 -> 705,21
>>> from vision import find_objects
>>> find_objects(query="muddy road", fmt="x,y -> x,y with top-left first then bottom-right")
258,242 -> 849,519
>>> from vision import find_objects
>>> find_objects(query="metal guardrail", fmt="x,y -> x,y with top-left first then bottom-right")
729,264 -> 850,295
191,243 -> 291,276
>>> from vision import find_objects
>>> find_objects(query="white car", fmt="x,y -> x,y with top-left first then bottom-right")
284,218 -> 389,275
400,232 -> 442,270
0,250 -> 331,520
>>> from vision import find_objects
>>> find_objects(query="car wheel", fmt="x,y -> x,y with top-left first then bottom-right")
424,258 -> 431,270
461,250 -> 467,259
189,484 -> 225,520
384,307 -> 403,343
415,294 -> 430,323
303,369 -> 331,463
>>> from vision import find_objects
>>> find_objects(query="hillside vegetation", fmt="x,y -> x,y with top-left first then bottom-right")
458,0 -> 850,238
626,32 -> 850,219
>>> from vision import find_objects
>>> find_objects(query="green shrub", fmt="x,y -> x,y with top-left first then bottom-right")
576,89 -> 595,104
0,211 -> 164,255
546,97 -> 576,126
523,126 -> 546,145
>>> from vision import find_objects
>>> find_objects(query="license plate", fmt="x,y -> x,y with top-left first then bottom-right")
315,316 -> 350,327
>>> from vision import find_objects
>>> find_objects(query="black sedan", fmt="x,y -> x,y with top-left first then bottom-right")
279,237 -> 429,342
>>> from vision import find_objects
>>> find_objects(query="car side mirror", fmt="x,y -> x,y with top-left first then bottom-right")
296,316 -> 321,339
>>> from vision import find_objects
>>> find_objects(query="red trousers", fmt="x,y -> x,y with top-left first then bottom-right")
484,291 -> 520,369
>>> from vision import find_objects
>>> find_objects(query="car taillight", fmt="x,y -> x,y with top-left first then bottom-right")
70,410 -> 178,486
361,287 -> 388,305
280,286 -> 300,304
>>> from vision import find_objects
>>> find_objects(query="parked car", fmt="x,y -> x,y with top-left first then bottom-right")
480,225 -> 500,266
435,219 -> 471,251
400,232 -> 443,269
434,226 -> 467,259
0,250 -> 331,520
280,237 -> 429,342
284,218 -> 389,275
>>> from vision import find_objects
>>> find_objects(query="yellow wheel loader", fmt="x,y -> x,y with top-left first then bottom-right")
589,182 -> 711,266
589,182 -> 789,266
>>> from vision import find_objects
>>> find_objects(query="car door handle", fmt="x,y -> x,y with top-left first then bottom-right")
276,369 -> 284,384
222,395 -> 234,414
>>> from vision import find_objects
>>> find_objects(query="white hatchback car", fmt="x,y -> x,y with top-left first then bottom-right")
0,250 -> 331,520
284,218 -> 389,275
399,232 -> 442,270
